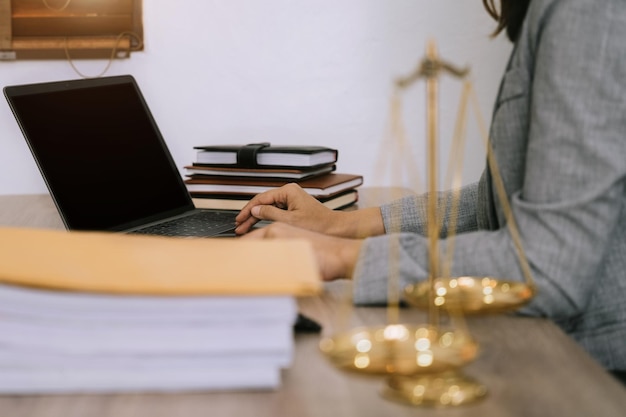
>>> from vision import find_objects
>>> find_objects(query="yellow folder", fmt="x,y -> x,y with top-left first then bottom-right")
0,227 -> 321,296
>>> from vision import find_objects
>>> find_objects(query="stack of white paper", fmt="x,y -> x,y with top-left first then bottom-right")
0,284 -> 297,394
0,227 -> 321,394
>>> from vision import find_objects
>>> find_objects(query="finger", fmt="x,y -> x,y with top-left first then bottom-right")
236,196 -> 265,223
234,216 -> 260,235
235,189 -> 287,223
250,204 -> 292,223
239,226 -> 267,239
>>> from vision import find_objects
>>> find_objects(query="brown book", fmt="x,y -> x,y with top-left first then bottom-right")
184,173 -> 363,198
192,189 -> 359,211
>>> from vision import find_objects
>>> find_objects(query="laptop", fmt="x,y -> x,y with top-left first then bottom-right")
3,75 -> 238,237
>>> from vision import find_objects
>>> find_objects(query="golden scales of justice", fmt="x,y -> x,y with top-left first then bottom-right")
319,40 -> 536,407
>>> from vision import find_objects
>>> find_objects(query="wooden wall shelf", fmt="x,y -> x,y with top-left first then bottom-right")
0,0 -> 143,60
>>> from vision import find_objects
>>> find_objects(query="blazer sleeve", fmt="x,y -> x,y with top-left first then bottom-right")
379,183 -> 480,236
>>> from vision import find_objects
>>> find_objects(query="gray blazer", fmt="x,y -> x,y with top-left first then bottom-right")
353,0 -> 626,371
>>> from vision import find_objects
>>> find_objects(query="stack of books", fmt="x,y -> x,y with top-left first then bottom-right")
0,227 -> 320,394
184,143 -> 364,211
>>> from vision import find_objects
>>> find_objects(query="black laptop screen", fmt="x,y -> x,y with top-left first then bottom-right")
5,77 -> 193,231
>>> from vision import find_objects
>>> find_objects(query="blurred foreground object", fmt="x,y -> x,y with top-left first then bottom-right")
0,227 -> 320,393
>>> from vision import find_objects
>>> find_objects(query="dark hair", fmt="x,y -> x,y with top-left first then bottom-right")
483,0 -> 531,42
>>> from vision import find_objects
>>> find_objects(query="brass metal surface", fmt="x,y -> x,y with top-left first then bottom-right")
404,277 -> 535,314
319,324 -> 477,375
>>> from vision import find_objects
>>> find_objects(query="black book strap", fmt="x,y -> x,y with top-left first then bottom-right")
237,142 -> 271,168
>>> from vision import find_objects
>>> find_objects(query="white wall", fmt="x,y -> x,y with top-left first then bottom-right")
0,0 -> 512,195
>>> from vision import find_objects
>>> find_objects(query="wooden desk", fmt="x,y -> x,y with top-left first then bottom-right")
0,191 -> 624,417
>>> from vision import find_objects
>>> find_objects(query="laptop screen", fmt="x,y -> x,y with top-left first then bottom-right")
4,76 -> 194,231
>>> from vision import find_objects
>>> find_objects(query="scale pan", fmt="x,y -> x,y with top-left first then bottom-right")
404,276 -> 534,314
319,324 -> 478,375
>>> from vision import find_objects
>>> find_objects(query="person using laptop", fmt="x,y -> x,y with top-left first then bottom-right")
234,0 -> 626,384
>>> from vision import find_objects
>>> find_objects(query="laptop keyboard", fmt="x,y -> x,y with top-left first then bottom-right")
131,211 -> 237,237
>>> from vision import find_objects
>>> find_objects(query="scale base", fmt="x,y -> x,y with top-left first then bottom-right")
381,371 -> 487,407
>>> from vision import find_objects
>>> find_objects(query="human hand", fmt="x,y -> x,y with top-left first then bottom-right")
242,222 -> 363,281
235,183 -> 339,235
